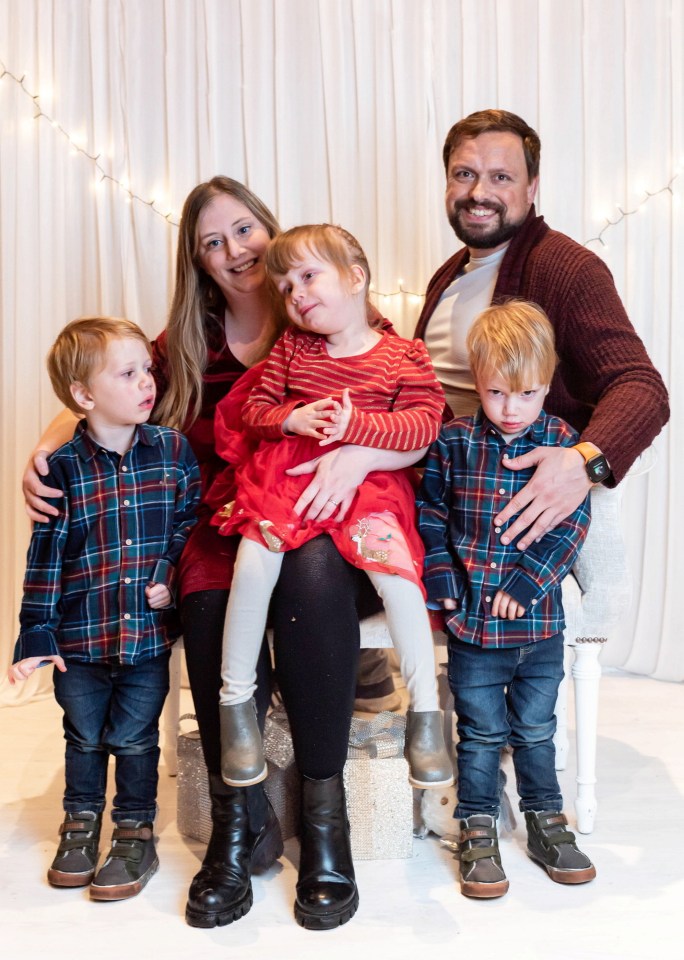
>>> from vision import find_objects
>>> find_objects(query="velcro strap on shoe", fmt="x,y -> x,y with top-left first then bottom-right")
539,814 -> 568,828
460,827 -> 497,842
59,820 -> 93,835
460,845 -> 500,864
112,826 -> 153,841
109,842 -> 144,863
543,830 -> 576,847
57,837 -> 97,852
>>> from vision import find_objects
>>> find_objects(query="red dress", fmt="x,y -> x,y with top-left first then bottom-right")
212,328 -> 444,594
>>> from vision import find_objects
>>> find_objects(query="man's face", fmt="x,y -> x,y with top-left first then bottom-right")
445,131 -> 538,253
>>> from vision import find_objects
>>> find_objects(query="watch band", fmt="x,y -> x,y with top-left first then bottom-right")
573,442 -> 611,483
573,442 -> 603,463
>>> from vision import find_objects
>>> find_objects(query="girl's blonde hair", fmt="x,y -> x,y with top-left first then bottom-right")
265,224 -> 379,325
47,316 -> 151,414
466,300 -> 557,390
154,177 -> 286,430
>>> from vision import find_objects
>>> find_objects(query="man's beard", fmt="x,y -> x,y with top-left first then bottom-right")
448,200 -> 525,250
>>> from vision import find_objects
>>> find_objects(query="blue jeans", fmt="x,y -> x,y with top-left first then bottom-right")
52,652 -> 170,823
448,633 -> 564,818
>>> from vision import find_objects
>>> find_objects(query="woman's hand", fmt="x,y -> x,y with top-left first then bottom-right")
285,444 -> 427,522
23,451 -> 64,523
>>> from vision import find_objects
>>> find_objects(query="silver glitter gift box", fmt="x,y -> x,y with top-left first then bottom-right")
343,712 -> 413,860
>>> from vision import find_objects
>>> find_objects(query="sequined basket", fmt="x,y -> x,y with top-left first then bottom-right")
176,710 -> 300,844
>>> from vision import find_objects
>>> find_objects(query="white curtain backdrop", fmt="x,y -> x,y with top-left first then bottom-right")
0,0 -> 680,705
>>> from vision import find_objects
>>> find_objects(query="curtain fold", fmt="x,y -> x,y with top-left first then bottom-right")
0,0 -> 680,705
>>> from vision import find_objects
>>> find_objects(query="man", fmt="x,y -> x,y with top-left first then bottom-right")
415,108 -> 669,545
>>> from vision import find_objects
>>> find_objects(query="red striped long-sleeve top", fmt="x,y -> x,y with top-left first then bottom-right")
242,327 -> 445,451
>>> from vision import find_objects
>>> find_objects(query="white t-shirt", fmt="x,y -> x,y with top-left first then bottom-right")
423,246 -> 508,418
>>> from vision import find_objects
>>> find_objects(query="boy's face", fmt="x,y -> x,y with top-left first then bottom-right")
476,368 -> 549,436
71,337 -> 155,428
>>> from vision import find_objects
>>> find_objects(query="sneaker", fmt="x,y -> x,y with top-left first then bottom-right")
90,821 -> 159,900
525,810 -> 596,884
458,814 -> 509,898
47,811 -> 101,887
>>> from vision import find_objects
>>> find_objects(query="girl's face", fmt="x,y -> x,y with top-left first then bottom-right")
196,193 -> 272,299
275,252 -> 366,336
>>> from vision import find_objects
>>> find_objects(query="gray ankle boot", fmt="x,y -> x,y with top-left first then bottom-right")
404,710 -> 454,788
525,810 -> 596,883
220,699 -> 268,787
458,814 -> 509,898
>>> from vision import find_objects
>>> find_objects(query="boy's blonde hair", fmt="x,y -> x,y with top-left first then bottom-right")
466,301 -> 557,391
47,316 -> 152,414
265,223 -> 372,302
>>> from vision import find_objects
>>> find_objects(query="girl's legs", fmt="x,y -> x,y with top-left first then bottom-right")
220,538 -> 284,705
368,571 -> 453,788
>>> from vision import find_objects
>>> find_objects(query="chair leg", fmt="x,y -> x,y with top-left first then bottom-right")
571,641 -> 603,834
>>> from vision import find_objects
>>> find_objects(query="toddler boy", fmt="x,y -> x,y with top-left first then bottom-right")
10,317 -> 201,900
417,301 -> 595,898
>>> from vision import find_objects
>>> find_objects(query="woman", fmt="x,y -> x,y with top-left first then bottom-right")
22,177 -> 426,930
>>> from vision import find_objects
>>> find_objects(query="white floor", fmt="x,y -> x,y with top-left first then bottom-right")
1,669 -> 682,960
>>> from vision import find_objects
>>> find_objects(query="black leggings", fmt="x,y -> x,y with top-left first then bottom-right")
181,536 -> 382,781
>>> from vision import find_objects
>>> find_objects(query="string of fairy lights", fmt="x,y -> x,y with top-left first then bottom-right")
1,58 -> 680,301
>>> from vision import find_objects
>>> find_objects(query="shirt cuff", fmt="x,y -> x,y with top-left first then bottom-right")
424,568 -> 460,605
13,629 -> 60,662
497,568 -> 540,609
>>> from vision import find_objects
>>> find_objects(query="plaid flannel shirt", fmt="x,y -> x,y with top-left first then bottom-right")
15,421 -> 201,665
417,408 -> 591,648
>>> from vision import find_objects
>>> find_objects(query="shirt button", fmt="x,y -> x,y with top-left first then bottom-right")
123,499 -> 130,506
495,526 -> 501,534
498,488 -> 506,494
485,595 -> 492,603
121,465 -> 128,472
490,562 -> 497,568
123,613 -> 131,620
531,598 -> 538,605
124,577 -> 132,584
125,539 -> 132,546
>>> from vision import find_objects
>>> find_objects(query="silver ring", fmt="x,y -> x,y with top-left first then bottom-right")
328,499 -> 339,506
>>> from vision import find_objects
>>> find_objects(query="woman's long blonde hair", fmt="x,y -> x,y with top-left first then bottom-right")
154,177 -> 283,430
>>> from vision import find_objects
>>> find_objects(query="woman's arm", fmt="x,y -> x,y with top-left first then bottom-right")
286,444 -> 428,522
22,409 -> 80,522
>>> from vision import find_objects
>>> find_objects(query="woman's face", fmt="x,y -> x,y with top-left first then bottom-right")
196,193 -> 272,299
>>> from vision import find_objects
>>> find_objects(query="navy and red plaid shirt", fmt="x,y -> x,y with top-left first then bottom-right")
416,408 -> 591,648
15,421 -> 201,666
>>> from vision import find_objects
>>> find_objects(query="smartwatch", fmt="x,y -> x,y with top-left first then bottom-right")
573,442 -> 611,484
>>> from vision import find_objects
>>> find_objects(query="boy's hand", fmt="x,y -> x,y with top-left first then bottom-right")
8,655 -> 67,684
283,398 -> 337,439
319,389 -> 353,447
492,590 -> 526,620
146,582 -> 172,609
439,598 -> 458,611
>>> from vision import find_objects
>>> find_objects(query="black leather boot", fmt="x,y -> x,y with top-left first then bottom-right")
185,774 -> 283,927
295,773 -> 358,930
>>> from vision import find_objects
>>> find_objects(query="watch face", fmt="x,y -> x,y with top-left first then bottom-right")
588,456 -> 610,482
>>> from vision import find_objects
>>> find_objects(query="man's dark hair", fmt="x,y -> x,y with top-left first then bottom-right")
442,109 -> 541,180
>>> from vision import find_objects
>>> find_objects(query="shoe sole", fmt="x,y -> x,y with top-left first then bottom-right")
528,851 -> 596,884
461,878 -> 509,898
186,886 -> 254,927
294,891 -> 359,930
90,856 -> 159,901
47,868 -> 96,888
221,764 -> 269,788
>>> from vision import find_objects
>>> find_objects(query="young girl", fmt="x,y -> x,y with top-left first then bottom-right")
214,223 -> 453,791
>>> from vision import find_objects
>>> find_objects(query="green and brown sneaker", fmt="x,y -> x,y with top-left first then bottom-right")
525,810 -> 596,884
47,811 -> 101,887
90,820 -> 158,901
458,814 -> 509,898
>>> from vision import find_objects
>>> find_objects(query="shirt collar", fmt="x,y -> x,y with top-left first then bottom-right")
474,406 -> 548,445
72,419 -> 158,462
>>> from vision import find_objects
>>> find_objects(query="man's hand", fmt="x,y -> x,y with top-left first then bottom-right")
146,582 -> 172,609
283,398 -> 337,440
8,655 -> 67,684
319,388 -> 353,447
496,446 -> 592,550
492,590 -> 525,620
23,451 -> 64,523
